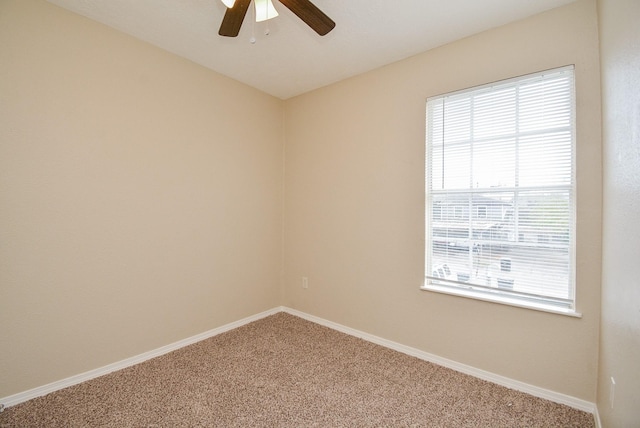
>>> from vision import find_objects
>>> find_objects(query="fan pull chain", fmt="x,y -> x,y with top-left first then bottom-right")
264,2 -> 271,36
250,0 -> 256,44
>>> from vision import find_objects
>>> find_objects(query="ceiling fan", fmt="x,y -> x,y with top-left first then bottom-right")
219,0 -> 335,37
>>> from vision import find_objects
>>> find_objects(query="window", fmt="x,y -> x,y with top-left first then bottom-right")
424,66 -> 576,315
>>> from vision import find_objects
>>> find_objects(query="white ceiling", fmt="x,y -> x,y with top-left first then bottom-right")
46,0 -> 576,99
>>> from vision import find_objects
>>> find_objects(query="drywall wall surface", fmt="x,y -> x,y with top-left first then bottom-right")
0,0 -> 283,397
283,0 -> 601,401
597,0 -> 640,425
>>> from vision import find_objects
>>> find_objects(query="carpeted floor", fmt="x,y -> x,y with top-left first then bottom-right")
0,312 -> 594,427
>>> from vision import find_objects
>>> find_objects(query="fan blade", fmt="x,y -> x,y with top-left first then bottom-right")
279,0 -> 335,36
219,0 -> 251,37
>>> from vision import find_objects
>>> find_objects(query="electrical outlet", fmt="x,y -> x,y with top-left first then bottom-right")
302,277 -> 309,289
610,377 -> 616,409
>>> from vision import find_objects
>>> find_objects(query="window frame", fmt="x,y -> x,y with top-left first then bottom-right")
422,66 -> 579,317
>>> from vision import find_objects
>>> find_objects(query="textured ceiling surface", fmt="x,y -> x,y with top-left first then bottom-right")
46,0 -> 576,99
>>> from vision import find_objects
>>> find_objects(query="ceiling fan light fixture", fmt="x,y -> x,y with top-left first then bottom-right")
221,0 -> 235,8
255,0 -> 278,22
218,0 -> 334,38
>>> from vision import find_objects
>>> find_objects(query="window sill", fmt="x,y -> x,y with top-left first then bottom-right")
420,284 -> 582,318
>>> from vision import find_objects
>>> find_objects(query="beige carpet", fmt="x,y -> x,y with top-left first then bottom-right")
0,312 -> 593,427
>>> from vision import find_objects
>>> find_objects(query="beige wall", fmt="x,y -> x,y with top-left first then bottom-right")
283,0 -> 602,401
597,0 -> 640,425
0,0 -> 283,397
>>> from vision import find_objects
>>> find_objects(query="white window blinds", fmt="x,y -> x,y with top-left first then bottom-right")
425,66 -> 576,312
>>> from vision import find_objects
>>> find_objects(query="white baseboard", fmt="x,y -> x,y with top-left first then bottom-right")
0,307 -> 280,408
1,305 -> 597,419
594,406 -> 603,428
282,307 -> 597,415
